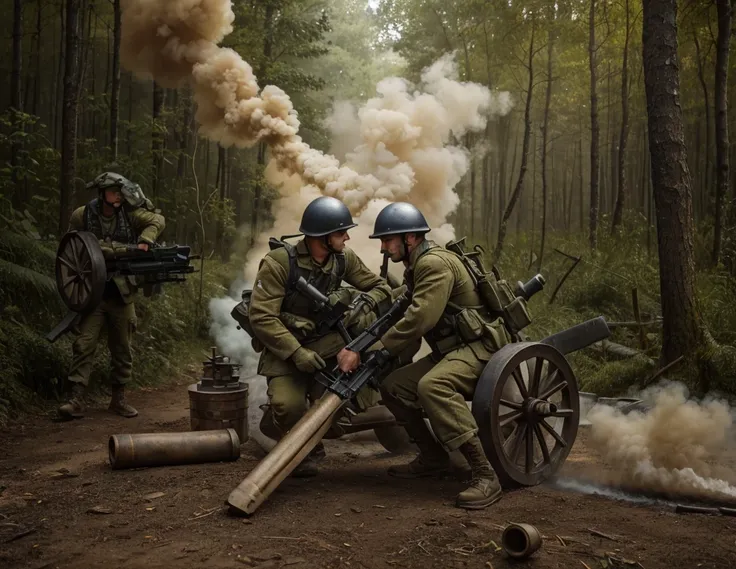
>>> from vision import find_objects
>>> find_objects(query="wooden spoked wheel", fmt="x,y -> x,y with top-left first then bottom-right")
472,342 -> 580,487
55,231 -> 107,312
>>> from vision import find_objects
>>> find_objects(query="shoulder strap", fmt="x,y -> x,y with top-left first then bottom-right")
268,237 -> 299,293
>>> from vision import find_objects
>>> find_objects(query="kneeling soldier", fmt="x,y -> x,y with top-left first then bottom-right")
338,202 -> 511,509
249,196 -> 394,476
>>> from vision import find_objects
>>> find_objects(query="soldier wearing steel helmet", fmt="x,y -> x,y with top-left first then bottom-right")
58,172 -> 165,420
248,196 -> 395,476
337,202 -> 511,509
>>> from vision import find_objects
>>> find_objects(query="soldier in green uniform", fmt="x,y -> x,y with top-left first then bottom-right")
249,196 -> 394,476
58,172 -> 166,420
337,202 -> 511,509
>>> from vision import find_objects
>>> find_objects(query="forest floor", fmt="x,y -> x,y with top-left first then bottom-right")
1,370 -> 735,569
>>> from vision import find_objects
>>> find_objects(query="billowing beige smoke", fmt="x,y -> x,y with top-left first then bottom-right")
120,0 -> 512,280
588,382 -> 736,501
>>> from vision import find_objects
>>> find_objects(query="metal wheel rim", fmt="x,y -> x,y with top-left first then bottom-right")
55,231 -> 107,312
472,342 -> 580,487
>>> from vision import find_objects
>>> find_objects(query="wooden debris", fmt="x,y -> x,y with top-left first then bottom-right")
588,528 -> 620,542
143,492 -> 166,501
5,527 -> 36,543
87,506 -> 113,515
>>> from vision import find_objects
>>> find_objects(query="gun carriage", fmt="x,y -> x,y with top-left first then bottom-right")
46,230 -> 197,342
227,236 -> 611,515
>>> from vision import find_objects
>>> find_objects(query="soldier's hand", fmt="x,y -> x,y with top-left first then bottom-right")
137,243 -> 150,252
337,348 -> 361,373
291,347 -> 326,373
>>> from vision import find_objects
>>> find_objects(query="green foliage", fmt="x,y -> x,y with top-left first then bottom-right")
0,227 -> 242,426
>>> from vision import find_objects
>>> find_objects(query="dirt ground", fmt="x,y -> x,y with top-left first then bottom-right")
2,373 -> 735,569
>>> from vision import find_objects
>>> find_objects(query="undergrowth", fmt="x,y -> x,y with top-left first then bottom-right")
0,230 -> 244,426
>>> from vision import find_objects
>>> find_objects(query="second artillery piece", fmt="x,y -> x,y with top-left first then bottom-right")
226,236 -> 612,516
46,230 -> 198,342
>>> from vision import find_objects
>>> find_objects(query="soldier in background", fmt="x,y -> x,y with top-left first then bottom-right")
58,173 -> 165,420
337,202 -> 510,510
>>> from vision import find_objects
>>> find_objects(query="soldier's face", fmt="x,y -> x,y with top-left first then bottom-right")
380,235 -> 404,262
104,189 -> 123,208
327,230 -> 350,252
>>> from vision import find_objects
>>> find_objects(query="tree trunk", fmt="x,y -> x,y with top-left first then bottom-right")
152,82 -> 165,199
494,18 -> 535,264
11,0 -> 23,208
251,1 -> 277,245
713,0 -> 732,269
215,145 -> 225,256
588,0 -> 600,250
538,2 -> 554,273
54,1 -> 66,149
32,0 -> 42,117
60,0 -> 82,235
692,29 -> 712,216
612,0 -> 631,233
643,0 -> 710,379
110,0 -> 121,160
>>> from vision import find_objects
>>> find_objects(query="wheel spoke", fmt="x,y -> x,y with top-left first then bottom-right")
62,275 -> 77,290
499,398 -> 522,410
69,237 -> 79,265
540,418 -> 567,448
534,423 -> 551,465
525,424 -> 535,473
499,410 -> 523,428
511,368 -> 528,399
539,379 -> 567,402
80,277 -> 91,295
58,256 -> 77,272
528,357 -> 543,397
502,424 -> 520,454
511,422 -> 528,465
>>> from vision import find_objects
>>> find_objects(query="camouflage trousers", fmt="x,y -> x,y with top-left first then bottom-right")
380,342 -> 489,452
68,298 -> 137,387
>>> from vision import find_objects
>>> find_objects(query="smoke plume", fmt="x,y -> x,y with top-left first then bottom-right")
587,382 -> 736,502
121,0 -> 512,442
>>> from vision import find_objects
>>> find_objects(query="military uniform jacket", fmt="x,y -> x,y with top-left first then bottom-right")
69,200 -> 166,303
249,240 -> 392,377
381,240 -> 509,359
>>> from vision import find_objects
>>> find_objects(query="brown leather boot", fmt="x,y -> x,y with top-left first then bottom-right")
108,385 -> 138,418
456,436 -> 502,509
58,383 -> 86,420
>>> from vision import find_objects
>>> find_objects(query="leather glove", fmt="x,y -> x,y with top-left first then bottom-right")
290,347 -> 326,373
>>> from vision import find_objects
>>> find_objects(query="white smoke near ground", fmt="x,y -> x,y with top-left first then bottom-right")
587,382 -> 736,502
208,287 -> 275,451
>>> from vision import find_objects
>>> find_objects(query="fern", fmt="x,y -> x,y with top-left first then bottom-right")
0,229 -> 57,273
0,258 -> 57,297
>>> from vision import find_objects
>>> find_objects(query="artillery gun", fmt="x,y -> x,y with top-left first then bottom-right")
227,237 -> 611,515
46,230 -> 198,342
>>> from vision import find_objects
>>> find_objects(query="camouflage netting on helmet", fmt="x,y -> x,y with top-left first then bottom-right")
86,172 -> 154,211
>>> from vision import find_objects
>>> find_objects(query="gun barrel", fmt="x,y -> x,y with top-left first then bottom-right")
295,276 -> 330,306
540,316 -> 611,355
227,392 -> 345,516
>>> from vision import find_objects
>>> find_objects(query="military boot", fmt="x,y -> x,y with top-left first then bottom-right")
381,392 -> 450,478
386,416 -> 450,478
456,436 -> 502,509
108,385 -> 138,418
58,383 -> 86,420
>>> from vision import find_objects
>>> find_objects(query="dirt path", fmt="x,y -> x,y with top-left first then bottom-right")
1,375 -> 735,569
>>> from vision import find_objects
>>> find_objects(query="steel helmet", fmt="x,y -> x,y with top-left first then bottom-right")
299,196 -> 357,237
369,202 -> 431,239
